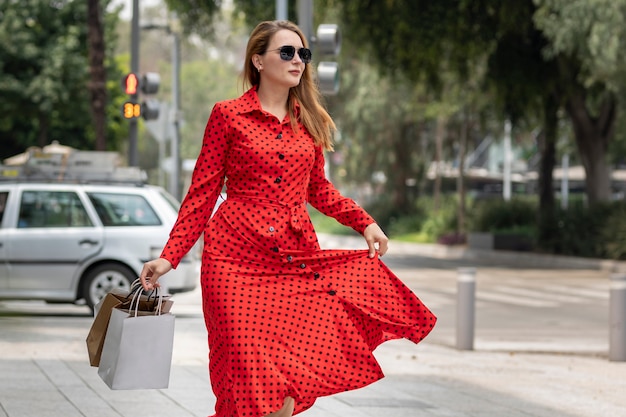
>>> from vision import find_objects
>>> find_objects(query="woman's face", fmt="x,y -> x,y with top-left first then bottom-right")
255,29 -> 307,91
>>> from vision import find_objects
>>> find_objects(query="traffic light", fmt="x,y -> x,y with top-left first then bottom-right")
122,73 -> 140,95
141,99 -> 160,121
316,24 -> 341,95
141,73 -> 160,95
120,72 -> 161,120
122,101 -> 141,119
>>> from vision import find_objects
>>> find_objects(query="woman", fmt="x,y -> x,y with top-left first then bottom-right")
139,20 -> 436,417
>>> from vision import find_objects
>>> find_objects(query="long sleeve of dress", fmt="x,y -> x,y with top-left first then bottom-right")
160,103 -> 229,268
307,144 -> 375,234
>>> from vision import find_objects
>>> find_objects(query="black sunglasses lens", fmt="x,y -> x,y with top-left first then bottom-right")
298,48 -> 312,63
279,46 -> 296,60
278,46 -> 311,63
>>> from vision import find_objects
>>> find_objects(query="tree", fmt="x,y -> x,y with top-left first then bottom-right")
0,0 -> 126,157
0,0 -> 90,152
333,0 -> 626,206
534,0 -> 626,204
87,0 -> 107,150
162,0 -> 221,37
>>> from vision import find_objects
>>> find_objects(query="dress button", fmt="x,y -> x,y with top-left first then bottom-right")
278,154 -> 285,160
269,226 -> 275,232
286,255 -> 293,262
299,263 -> 306,269
313,272 -> 320,279
271,247 -> 279,252
328,290 -> 337,296
274,176 -> 282,183
277,133 -> 283,139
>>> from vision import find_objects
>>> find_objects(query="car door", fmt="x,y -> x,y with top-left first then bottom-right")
4,188 -> 103,292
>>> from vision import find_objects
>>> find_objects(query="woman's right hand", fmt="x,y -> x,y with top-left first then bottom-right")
139,258 -> 173,291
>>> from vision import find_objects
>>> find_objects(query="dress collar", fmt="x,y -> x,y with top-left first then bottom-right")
238,87 -> 301,118
237,87 -> 262,114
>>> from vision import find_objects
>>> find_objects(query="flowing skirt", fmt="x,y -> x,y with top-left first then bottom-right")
200,246 -> 436,417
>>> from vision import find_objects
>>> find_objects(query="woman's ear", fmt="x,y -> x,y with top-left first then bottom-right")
252,55 -> 262,72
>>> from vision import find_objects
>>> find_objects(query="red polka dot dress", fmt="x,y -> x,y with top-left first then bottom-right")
161,88 -> 436,417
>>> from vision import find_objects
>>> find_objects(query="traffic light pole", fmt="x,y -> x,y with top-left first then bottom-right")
170,28 -> 181,200
128,0 -> 140,167
297,0 -> 314,46
276,0 -> 287,20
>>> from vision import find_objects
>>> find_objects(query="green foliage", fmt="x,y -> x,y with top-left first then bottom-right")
534,0 -> 626,91
308,206 -> 360,236
176,60 -> 241,160
537,201 -> 613,257
0,0 -> 126,155
0,0 -> 89,150
414,196 -> 459,239
601,202 -> 626,260
361,194 -> 460,243
467,197 -> 538,234
163,0 -> 221,38
232,0 -> 298,26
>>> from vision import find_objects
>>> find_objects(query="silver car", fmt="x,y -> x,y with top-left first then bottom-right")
0,182 -> 199,311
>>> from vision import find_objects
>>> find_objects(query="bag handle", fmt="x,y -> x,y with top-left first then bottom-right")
129,285 -> 165,317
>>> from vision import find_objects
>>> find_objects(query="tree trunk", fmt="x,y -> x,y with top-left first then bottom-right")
538,94 -> 558,212
37,114 -> 49,147
536,93 -> 559,247
87,0 -> 107,151
564,89 -> 615,205
391,124 -> 413,215
456,110 -> 468,235
433,116 -> 445,211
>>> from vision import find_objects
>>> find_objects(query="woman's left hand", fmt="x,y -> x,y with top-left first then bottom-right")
363,223 -> 389,258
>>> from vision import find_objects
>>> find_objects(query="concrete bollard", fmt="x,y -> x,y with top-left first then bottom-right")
609,273 -> 626,361
457,267 -> 476,350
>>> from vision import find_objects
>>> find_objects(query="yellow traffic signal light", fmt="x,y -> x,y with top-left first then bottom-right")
122,101 -> 141,119
121,72 -> 160,120
122,73 -> 139,95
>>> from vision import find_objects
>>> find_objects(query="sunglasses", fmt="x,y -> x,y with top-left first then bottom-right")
268,45 -> 312,64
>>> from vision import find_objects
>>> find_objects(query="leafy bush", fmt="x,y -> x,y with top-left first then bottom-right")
311,192 -> 626,260
600,202 -> 626,260
308,206 -> 360,236
467,197 -> 537,234
537,201 -> 613,257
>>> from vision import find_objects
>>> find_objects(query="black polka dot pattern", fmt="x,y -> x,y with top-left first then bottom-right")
161,88 -> 437,417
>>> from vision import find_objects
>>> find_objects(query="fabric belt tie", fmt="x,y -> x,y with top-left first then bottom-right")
228,196 -> 306,234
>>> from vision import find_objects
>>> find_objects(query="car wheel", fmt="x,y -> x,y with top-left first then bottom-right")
82,263 -> 135,312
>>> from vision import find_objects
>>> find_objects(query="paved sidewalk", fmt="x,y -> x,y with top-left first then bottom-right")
1,237 -> 625,417
0,319 -> 624,417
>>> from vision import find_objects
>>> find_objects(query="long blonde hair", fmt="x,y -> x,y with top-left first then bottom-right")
243,20 -> 335,151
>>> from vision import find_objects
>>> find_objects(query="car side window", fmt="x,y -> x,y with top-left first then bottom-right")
18,191 -> 93,228
87,192 -> 161,226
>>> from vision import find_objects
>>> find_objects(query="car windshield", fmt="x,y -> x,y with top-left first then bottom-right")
87,192 -> 161,226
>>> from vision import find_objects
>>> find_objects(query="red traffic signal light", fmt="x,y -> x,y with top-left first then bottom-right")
122,101 -> 141,119
122,73 -> 139,95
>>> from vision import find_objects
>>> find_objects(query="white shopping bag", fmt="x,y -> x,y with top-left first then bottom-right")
98,293 -> 175,390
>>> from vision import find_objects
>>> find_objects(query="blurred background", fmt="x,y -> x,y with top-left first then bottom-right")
3,0 -> 626,260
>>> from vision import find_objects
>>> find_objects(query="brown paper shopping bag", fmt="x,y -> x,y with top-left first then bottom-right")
86,285 -> 173,367
86,291 -> 131,367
